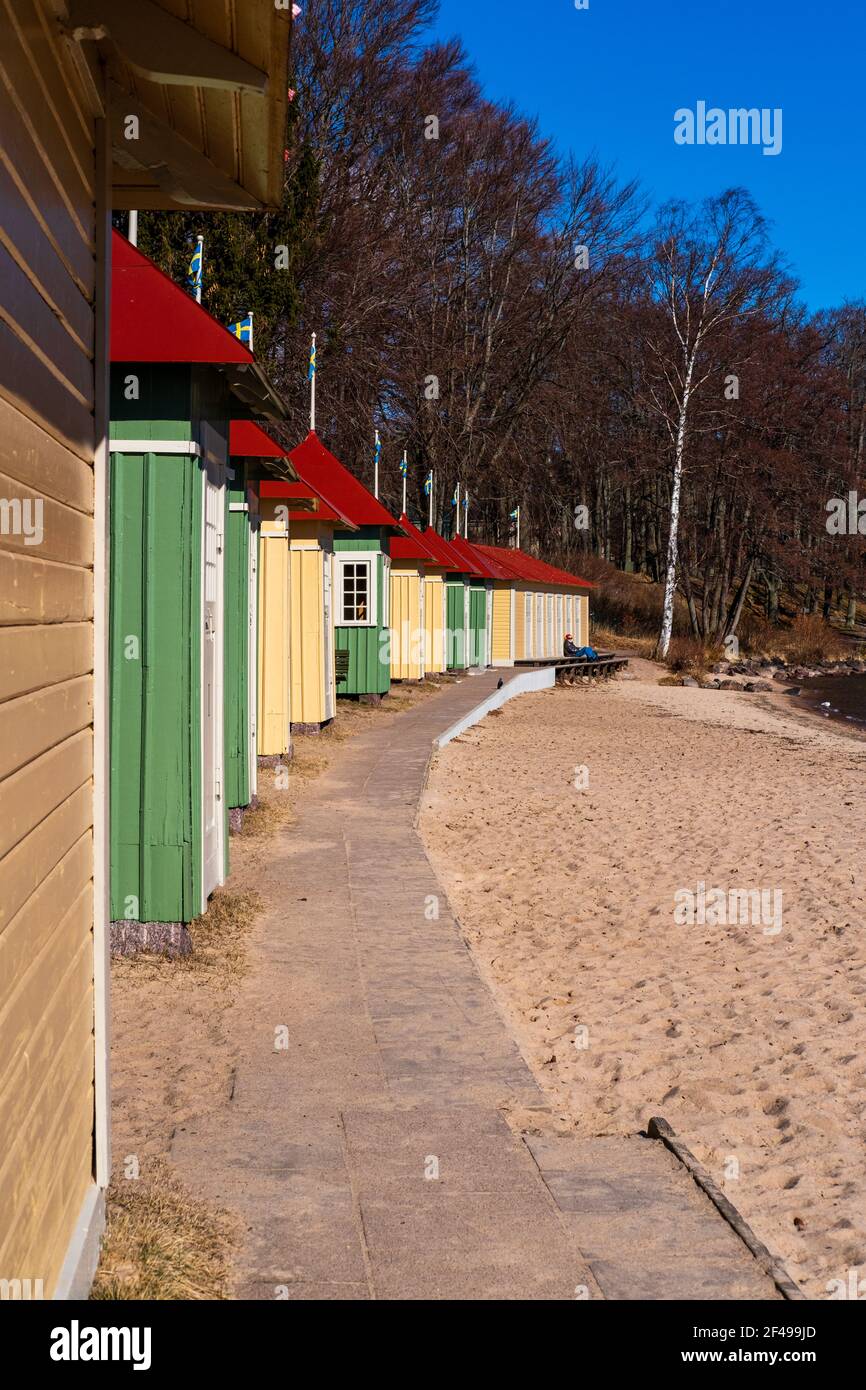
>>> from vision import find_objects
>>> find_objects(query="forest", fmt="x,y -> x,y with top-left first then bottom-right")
134,0 -> 866,656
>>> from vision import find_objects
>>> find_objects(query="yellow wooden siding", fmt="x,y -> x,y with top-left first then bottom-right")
423,573 -> 446,673
390,564 -> 424,680
290,543 -> 326,725
577,593 -> 589,645
257,503 -> 291,755
0,1 -> 99,1298
514,587 -> 526,658
491,585 -> 512,663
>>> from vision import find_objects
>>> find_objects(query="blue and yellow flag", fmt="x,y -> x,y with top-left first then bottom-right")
228,313 -> 253,347
452,485 -> 459,506
424,470 -> 433,497
374,432 -> 381,467
399,454 -> 408,478
509,507 -> 519,519
308,338 -> 317,380
187,239 -> 203,296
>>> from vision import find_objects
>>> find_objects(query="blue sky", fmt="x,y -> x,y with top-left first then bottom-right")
426,0 -> 863,312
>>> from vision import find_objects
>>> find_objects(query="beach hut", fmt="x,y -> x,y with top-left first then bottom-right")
278,432 -> 401,703
0,0 -> 293,1299
230,422 -> 359,735
389,516 -> 440,680
473,546 -> 593,660
414,526 -> 463,674
109,233 -> 290,943
448,534 -> 517,668
427,531 -> 483,671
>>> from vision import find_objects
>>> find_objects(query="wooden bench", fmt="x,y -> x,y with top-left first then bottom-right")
514,653 -> 629,685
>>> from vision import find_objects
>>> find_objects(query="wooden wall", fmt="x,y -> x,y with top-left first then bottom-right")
257,500 -> 291,756
289,522 -> 327,726
0,0 -> 99,1295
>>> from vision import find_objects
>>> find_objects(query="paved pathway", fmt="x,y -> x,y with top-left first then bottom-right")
172,673 -> 782,1300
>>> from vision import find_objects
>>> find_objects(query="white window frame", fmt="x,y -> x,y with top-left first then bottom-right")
337,551 -> 378,627
382,554 -> 391,627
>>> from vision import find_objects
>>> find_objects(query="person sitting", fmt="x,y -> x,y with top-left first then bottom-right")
563,634 -> 599,661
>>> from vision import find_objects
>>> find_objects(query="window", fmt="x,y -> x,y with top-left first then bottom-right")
338,554 -> 377,626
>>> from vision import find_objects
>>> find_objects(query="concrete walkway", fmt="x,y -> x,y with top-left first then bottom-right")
172,673 -> 782,1299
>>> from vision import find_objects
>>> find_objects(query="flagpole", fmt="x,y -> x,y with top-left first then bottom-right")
428,472 -> 434,528
374,430 -> 380,499
517,506 -> 520,550
248,312 -> 254,354
464,494 -> 469,539
310,332 -> 316,433
128,210 -> 138,246
194,234 -> 203,303
455,481 -> 461,537
402,451 -> 407,516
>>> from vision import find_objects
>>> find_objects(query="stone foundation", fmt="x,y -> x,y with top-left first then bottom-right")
110,920 -> 192,958
257,751 -> 292,768
359,692 -> 385,707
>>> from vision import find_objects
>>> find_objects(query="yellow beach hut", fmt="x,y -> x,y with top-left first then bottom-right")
389,515 -> 438,681
474,545 -> 593,661
230,422 -> 358,737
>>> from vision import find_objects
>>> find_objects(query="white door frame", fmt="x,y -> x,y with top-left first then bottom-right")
248,508 -> 259,798
200,433 -> 226,908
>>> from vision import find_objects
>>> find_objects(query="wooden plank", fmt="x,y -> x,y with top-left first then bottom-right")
0,160 -> 94,347
0,239 -> 93,377
0,471 -> 93,566
0,781 -> 91,933
0,61 -> 93,278
0,14 -> 94,241
0,548 -> 92,626
0,727 -> 91,861
0,829 -> 91,986
0,319 -> 94,462
4,0 -> 95,176
0,622 -> 91,702
0,882 -> 92,1111
0,389 -> 94,512
0,674 -> 92,783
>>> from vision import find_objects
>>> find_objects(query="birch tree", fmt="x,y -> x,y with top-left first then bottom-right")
640,190 -> 787,657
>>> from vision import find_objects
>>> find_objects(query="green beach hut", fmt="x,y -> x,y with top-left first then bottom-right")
108,232 -> 289,951
285,431 -> 402,702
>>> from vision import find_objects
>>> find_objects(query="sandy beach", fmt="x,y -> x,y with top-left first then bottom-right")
419,665 -> 866,1299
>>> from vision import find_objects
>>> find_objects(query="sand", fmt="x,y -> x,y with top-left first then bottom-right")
419,663 -> 866,1299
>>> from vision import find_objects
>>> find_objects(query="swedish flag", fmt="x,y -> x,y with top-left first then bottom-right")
509,507 -> 519,519
228,314 -> 253,346
308,339 -> 317,380
399,454 -> 408,478
187,240 -> 202,296
424,471 -> 433,497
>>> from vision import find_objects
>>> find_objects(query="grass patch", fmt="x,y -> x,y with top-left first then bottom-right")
91,1159 -> 236,1301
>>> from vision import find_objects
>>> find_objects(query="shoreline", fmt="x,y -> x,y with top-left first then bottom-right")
420,667 -> 866,1299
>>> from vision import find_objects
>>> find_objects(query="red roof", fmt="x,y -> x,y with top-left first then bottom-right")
290,431 -> 399,530
232,422 -> 356,528
447,535 -> 515,581
390,514 -> 438,564
422,528 -> 475,574
474,544 -> 593,589
111,230 -> 256,364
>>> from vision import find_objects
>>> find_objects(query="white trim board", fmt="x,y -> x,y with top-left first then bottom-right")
53,1185 -> 105,1300
435,666 -> 555,747
109,439 -> 202,454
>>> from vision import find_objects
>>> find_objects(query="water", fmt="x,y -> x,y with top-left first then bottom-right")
795,674 -> 866,728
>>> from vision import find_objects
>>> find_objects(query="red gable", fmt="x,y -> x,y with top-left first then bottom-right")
390,514 -> 438,564
474,544 -> 593,589
111,230 -> 255,364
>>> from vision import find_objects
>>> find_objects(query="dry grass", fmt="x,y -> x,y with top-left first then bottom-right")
112,890 -> 260,987
779,613 -> 851,665
91,1160 -> 236,1301
590,622 -> 657,658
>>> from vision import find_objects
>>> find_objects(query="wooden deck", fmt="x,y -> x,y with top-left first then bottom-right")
514,653 -> 629,684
